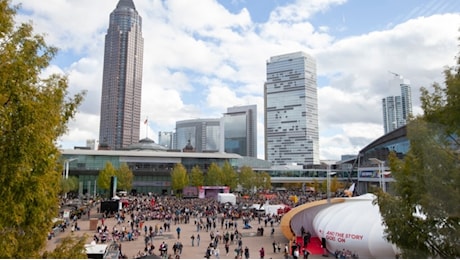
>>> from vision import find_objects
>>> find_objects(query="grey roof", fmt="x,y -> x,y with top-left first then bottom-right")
125,137 -> 168,151
117,0 -> 136,10
61,149 -> 242,160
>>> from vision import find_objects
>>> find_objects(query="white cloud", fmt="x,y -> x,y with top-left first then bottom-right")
12,0 -> 460,161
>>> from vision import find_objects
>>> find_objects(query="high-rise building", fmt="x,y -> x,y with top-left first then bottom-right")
264,52 -> 320,166
223,105 -> 257,157
382,76 -> 412,134
158,131 -> 174,149
98,0 -> 144,150
175,119 -> 222,153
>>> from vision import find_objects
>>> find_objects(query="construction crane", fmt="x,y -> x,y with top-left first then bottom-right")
388,71 -> 401,78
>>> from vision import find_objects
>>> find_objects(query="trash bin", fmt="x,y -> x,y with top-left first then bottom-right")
89,218 -> 98,230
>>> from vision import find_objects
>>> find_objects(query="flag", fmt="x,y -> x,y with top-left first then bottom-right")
144,118 -> 148,124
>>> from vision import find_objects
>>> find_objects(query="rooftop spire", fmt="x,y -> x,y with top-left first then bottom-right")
116,0 -> 136,10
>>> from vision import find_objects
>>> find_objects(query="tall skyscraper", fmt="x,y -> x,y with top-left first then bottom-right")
99,0 -> 144,150
223,105 -> 257,157
264,52 -> 320,166
382,75 -> 412,134
175,119 -> 222,152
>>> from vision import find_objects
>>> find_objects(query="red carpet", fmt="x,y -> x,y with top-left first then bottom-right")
307,237 -> 324,255
295,236 -> 324,255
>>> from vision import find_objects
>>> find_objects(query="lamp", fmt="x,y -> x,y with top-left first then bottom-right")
64,158 -> 78,179
327,163 -> 337,204
369,158 -> 385,192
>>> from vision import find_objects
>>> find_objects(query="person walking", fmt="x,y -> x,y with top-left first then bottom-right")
197,233 -> 201,246
225,242 -> 230,256
176,226 -> 181,239
244,246 -> 250,259
259,247 -> 265,259
191,234 -> 195,247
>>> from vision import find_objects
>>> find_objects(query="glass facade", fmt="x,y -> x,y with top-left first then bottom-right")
265,52 -> 320,166
158,131 -> 174,149
223,105 -> 257,157
224,113 -> 247,155
382,77 -> 412,134
175,119 -> 221,152
61,150 -> 240,196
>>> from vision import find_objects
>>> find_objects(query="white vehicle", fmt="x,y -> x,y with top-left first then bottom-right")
217,193 -> 236,205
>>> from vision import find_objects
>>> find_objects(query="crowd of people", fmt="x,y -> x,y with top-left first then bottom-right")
82,189 -> 342,258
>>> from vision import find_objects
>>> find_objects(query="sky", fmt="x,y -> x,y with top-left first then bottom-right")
12,0 -> 460,161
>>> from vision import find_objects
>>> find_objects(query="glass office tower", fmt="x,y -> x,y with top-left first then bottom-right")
175,119 -> 222,152
223,105 -> 257,157
99,0 -> 144,150
382,76 -> 412,134
264,52 -> 320,166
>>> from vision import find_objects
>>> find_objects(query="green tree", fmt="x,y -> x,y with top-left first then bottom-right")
0,1 -> 84,257
258,171 -> 272,190
222,161 -> 238,190
42,234 -> 87,259
330,176 -> 341,193
377,50 -> 460,258
116,163 -> 133,191
238,166 -> 255,192
60,176 -> 79,195
205,162 -> 223,186
171,163 -> 188,197
189,165 -> 204,187
97,162 -> 116,195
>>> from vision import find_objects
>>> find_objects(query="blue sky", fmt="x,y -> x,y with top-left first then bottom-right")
12,0 -> 460,160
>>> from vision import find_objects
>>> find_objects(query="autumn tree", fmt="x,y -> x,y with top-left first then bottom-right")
60,176 -> 79,195
0,1 -> 84,257
204,162 -> 224,186
42,235 -> 87,259
221,161 -> 238,190
97,161 -> 116,196
238,166 -> 255,192
189,165 -> 204,187
116,163 -> 133,191
254,171 -> 272,190
171,163 -> 189,197
376,47 -> 460,258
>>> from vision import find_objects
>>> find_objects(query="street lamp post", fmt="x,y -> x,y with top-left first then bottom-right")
63,158 -> 78,199
327,164 -> 337,204
64,158 -> 78,179
369,158 -> 385,192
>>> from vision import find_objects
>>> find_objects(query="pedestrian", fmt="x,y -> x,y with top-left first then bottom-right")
197,234 -> 200,246
225,242 -> 229,256
259,247 -> 265,259
176,226 -> 181,239
244,246 -> 250,259
191,234 -> 195,247
214,247 -> 220,259
272,240 -> 277,253
294,248 -> 299,259
303,248 -> 310,259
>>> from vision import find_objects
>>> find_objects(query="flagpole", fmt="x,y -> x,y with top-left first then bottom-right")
145,117 -> 148,138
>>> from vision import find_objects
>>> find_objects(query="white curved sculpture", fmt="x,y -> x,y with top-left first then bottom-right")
312,194 -> 399,259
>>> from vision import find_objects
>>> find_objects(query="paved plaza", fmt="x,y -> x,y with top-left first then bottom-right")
46,201 -> 331,259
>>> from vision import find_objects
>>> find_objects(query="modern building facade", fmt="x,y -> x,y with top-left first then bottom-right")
264,52 -> 320,166
223,105 -> 257,157
382,76 -> 412,134
61,148 -> 241,196
175,119 -> 222,153
99,0 -> 144,150
158,131 -> 174,149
